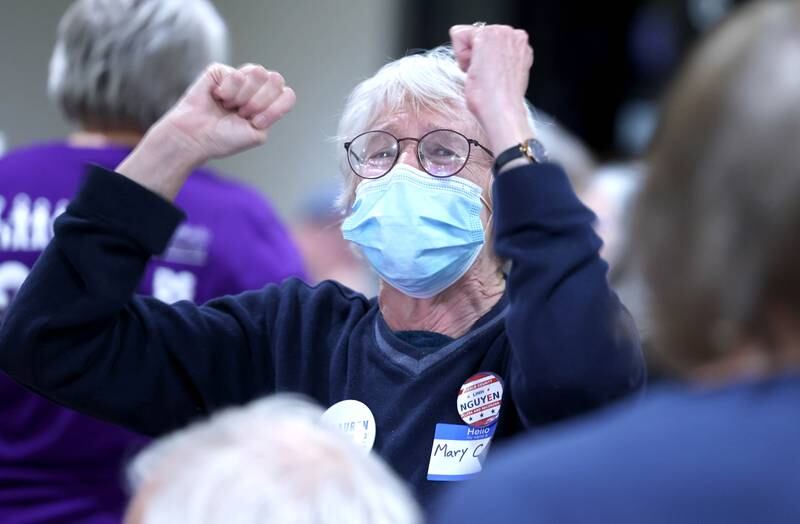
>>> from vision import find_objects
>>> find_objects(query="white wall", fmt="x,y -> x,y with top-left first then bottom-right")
0,3 -> 71,150
0,0 -> 401,218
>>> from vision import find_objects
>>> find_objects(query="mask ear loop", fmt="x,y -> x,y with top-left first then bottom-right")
479,192 -> 509,277
480,194 -> 493,230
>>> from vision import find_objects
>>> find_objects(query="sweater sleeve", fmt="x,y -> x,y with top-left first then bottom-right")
493,162 -> 645,426
0,166 -> 348,436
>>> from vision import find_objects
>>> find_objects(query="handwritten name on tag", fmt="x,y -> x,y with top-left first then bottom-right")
427,423 -> 496,481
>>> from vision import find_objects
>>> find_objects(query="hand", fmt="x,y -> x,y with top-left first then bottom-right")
161,63 -> 296,164
450,24 -> 534,152
117,63 -> 296,200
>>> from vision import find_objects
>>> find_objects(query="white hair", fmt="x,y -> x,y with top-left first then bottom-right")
48,0 -> 229,132
126,395 -> 421,524
335,46 -> 537,212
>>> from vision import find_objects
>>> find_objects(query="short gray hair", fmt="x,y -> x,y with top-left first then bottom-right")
48,0 -> 229,132
335,46 -> 537,213
126,395 -> 421,524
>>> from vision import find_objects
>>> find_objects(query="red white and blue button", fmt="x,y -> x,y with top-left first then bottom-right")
457,372 -> 504,427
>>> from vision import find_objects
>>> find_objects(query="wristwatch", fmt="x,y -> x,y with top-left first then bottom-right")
492,138 -> 548,175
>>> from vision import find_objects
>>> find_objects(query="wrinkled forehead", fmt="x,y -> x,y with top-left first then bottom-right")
368,104 -> 483,140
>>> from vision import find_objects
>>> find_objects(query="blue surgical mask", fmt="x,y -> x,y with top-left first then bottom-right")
341,164 -> 488,298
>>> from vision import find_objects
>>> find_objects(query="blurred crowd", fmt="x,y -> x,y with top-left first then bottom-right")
1,0 -> 798,523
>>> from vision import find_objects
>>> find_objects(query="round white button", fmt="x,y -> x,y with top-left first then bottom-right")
322,399 -> 377,453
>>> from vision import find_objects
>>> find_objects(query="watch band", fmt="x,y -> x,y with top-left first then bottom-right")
492,138 -> 547,175
492,146 -> 526,174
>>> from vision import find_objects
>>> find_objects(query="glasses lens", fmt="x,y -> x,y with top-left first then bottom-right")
348,131 -> 398,178
419,130 -> 470,177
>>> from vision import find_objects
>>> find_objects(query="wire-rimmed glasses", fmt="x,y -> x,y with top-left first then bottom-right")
344,129 -> 494,179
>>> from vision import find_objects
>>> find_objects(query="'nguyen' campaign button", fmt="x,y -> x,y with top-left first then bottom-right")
457,372 -> 504,427
322,399 -> 376,453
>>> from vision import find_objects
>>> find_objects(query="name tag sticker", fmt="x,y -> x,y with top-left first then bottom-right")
427,423 -> 496,481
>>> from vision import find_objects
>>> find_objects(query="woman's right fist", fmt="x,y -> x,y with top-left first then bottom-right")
449,25 -> 534,153
160,63 -> 296,163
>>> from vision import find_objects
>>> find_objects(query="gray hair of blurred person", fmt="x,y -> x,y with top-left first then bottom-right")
335,46 -> 538,213
48,0 -> 229,133
124,395 -> 422,524
635,0 -> 800,374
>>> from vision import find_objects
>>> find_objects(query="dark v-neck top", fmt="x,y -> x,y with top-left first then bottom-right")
0,161 -> 645,509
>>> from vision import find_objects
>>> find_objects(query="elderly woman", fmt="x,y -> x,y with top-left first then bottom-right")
0,24 -> 643,507
0,1 -> 304,522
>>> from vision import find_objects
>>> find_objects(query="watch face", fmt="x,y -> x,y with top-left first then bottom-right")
526,139 -> 548,163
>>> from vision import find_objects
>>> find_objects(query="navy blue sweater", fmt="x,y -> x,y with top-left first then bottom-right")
0,161 -> 644,507
433,375 -> 800,523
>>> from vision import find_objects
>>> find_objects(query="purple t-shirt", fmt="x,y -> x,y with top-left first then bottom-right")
0,141 -> 306,523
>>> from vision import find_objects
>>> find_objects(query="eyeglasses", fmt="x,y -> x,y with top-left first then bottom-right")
344,129 -> 494,179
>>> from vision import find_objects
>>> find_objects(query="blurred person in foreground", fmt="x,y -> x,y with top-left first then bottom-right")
123,395 -> 421,524
0,0 -> 304,522
0,24 -> 644,509
433,2 -> 800,522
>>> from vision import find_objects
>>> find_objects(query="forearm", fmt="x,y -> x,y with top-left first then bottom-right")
494,164 -> 645,424
0,167 -> 193,433
116,123 -> 203,201
481,101 -> 538,175
482,100 -> 534,156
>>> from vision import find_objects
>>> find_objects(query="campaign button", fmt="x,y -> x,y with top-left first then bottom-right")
457,372 -> 504,427
322,399 -> 376,453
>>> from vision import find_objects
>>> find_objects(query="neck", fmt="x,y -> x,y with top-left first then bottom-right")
68,129 -> 143,148
690,317 -> 800,387
690,347 -> 774,387
378,252 -> 506,338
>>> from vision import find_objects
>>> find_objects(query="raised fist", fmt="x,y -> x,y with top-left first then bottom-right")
161,63 -> 296,163
449,24 -> 534,151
